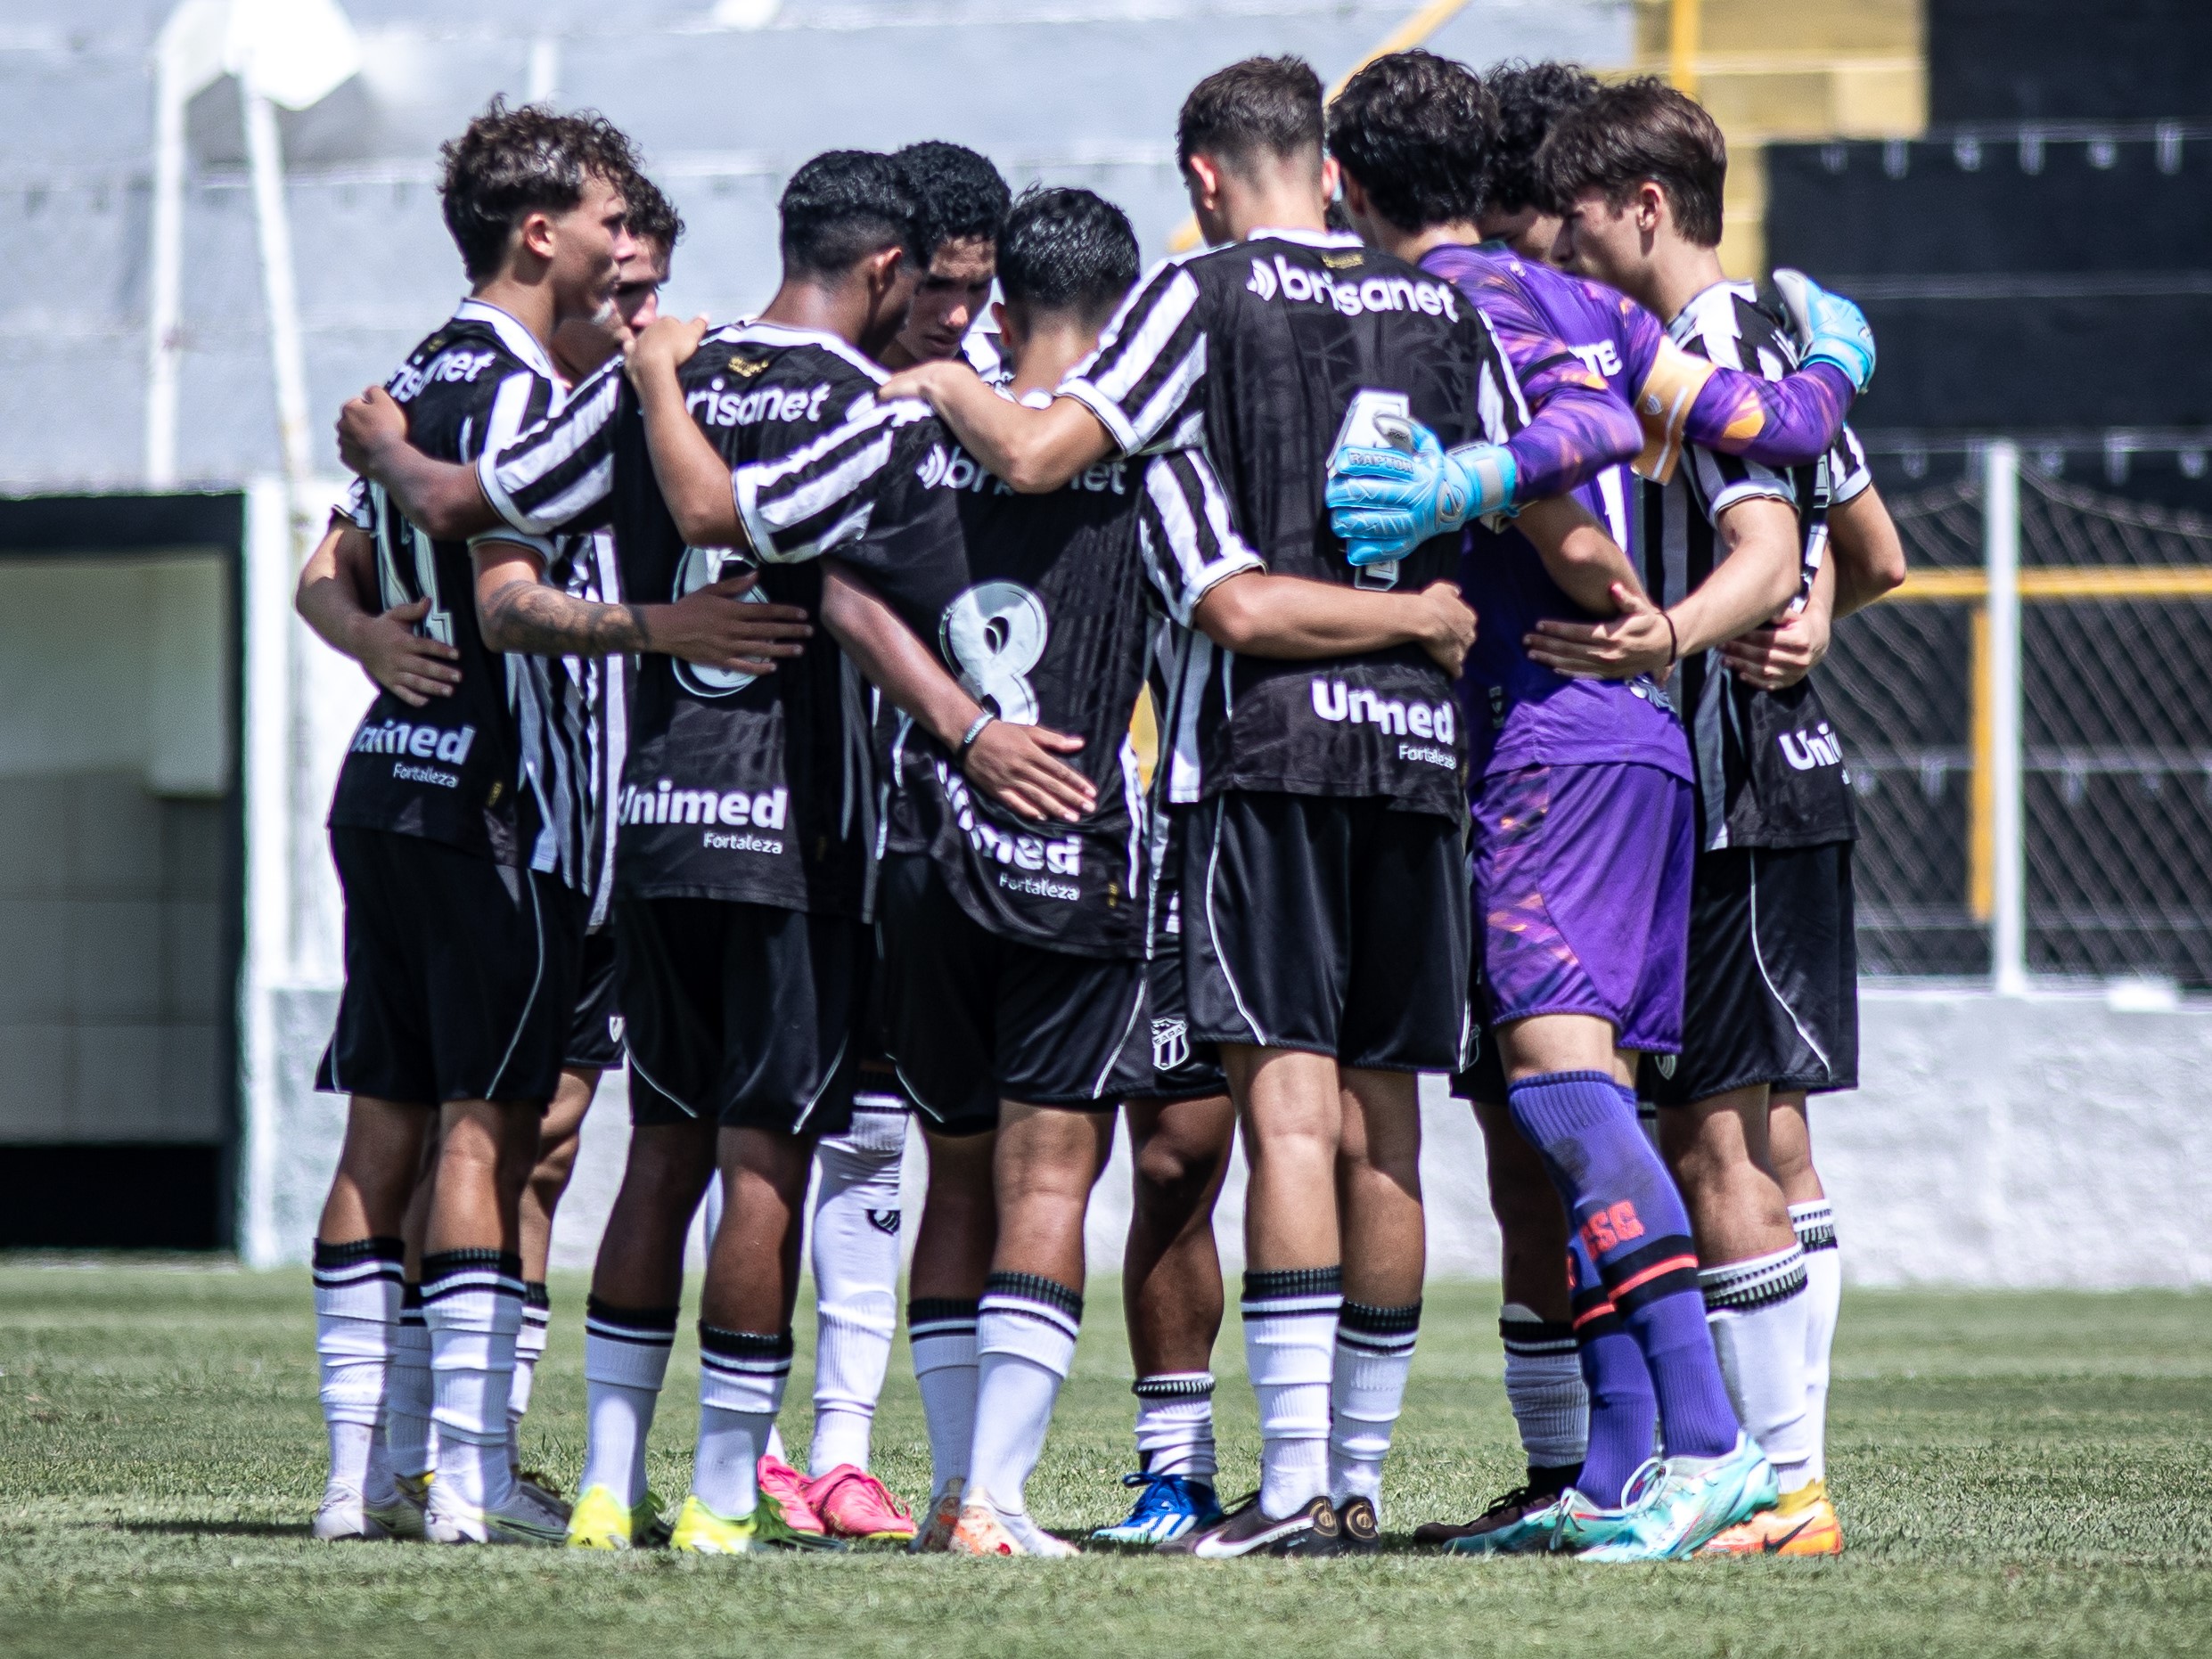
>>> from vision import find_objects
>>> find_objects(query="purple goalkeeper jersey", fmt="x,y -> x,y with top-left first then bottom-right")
1421,241 -> 1854,782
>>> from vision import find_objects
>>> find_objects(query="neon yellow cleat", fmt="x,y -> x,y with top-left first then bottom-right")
670,1491 -> 847,1555
567,1483 -> 668,1550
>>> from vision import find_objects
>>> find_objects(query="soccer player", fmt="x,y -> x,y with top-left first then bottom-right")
1323,51 -> 1877,1553
299,101 -> 643,1546
848,186 -> 1477,1557
1529,78 -> 1897,1556
791,139 -> 1014,1503
878,56 -> 1552,1555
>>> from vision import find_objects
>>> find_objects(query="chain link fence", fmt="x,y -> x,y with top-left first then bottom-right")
1826,463 -> 2212,985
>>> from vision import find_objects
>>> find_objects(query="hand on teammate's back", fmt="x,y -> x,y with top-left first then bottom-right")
336,385 -> 409,478
962,721 -> 1095,824
649,574 -> 813,676
624,314 -> 709,383
354,597 -> 462,707
1719,604 -> 1829,691
1524,582 -> 1675,681
1413,579 -> 1479,676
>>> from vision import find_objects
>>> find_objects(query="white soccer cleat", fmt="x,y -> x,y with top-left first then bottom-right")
423,1478 -> 569,1546
313,1483 -> 395,1541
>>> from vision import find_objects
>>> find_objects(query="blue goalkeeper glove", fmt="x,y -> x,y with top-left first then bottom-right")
1325,417 -> 1518,568
1772,267 -> 1876,394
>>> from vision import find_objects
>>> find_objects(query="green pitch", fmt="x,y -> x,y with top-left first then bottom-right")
2,1263 -> 2207,1658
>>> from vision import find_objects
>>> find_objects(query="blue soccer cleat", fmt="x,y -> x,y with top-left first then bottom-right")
1090,1470 -> 1224,1547
1578,1434 -> 1781,1562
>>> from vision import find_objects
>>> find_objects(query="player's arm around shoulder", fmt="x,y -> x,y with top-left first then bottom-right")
880,356 -> 1116,494
626,315 -> 745,547
334,384 -> 500,541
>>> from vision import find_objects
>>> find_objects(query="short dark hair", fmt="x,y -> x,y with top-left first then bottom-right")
1327,50 -> 1495,232
1177,56 -> 1324,176
995,186 -> 1139,326
623,170 -> 684,257
778,150 -> 923,278
893,141 -> 1012,264
1537,77 -> 1727,248
438,98 -> 642,281
1484,60 -> 1602,217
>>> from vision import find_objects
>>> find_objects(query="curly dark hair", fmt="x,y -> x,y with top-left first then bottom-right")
1483,61 -> 1602,217
1327,50 -> 1495,231
893,141 -> 1012,263
438,98 -> 642,280
622,169 -> 684,256
778,150 -> 924,277
995,186 -> 1138,324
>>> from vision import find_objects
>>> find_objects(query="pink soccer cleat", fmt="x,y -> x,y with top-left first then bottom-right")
755,1454 -> 829,1536
806,1464 -> 917,1542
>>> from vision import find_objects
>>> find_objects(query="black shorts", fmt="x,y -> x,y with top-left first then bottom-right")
1451,918 -> 1511,1107
619,896 -> 860,1137
1126,808 -> 1226,1102
565,928 -> 626,1070
878,854 -> 1150,1137
1184,790 -> 1470,1073
316,828 -> 586,1106
1641,842 -> 1859,1107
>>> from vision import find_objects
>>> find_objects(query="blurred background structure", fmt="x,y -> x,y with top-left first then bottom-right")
1,0 -> 2208,1269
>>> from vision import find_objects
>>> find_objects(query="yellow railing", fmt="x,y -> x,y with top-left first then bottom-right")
1886,564 -> 2212,919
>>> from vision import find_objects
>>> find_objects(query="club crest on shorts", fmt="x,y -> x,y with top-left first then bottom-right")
867,1208 -> 901,1236
608,1016 -> 626,1044
1655,1054 -> 1676,1080
1152,1017 -> 1190,1074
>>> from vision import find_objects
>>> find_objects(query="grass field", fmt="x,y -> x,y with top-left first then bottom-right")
2,1262 -> 2208,1658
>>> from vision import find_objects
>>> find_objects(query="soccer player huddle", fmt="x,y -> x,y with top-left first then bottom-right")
301,48 -> 1904,1562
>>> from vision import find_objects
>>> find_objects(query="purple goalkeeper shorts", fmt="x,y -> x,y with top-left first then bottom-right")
1471,760 -> 1692,1054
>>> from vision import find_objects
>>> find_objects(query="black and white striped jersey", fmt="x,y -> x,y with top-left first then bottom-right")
478,323 -> 970,918
331,298 -> 580,870
882,413 -> 1241,960
1638,280 -> 1856,851
537,528 -> 625,926
1059,229 -> 1525,820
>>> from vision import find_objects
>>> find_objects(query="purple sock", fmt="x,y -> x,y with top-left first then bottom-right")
1567,1228 -> 1658,1508
1509,1072 -> 1739,1460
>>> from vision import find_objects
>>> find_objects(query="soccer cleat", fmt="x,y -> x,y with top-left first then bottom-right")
669,1491 -> 848,1555
910,1477 -> 964,1554
566,1483 -> 669,1550
1549,1460 -> 1667,1557
755,1453 -> 829,1536
362,1480 -> 427,1541
1699,1482 -> 1843,1557
515,1468 -> 569,1521
1159,1491 -> 1337,1558
806,1464 -> 916,1542
1310,1495 -> 1380,1557
1578,1434 -> 1780,1562
1419,1480 -> 1567,1555
422,1481 -> 569,1546
1091,1471 -> 1225,1547
947,1497 -> 1078,1557
313,1484 -> 395,1541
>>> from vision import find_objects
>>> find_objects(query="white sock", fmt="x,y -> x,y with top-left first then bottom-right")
909,1298 -> 979,1503
1792,1200 -> 1841,1483
1700,1246 -> 1815,1492
693,1326 -> 791,1519
507,1281 -> 550,1469
422,1251 -> 525,1514
1241,1267 -> 1341,1519
312,1237 -> 403,1498
388,1287 -> 435,1479
1133,1373 -> 1217,1481
1499,1302 -> 1587,1474
1329,1300 -> 1421,1511
579,1298 -> 678,1508
966,1274 -> 1081,1516
808,1105 -> 906,1474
